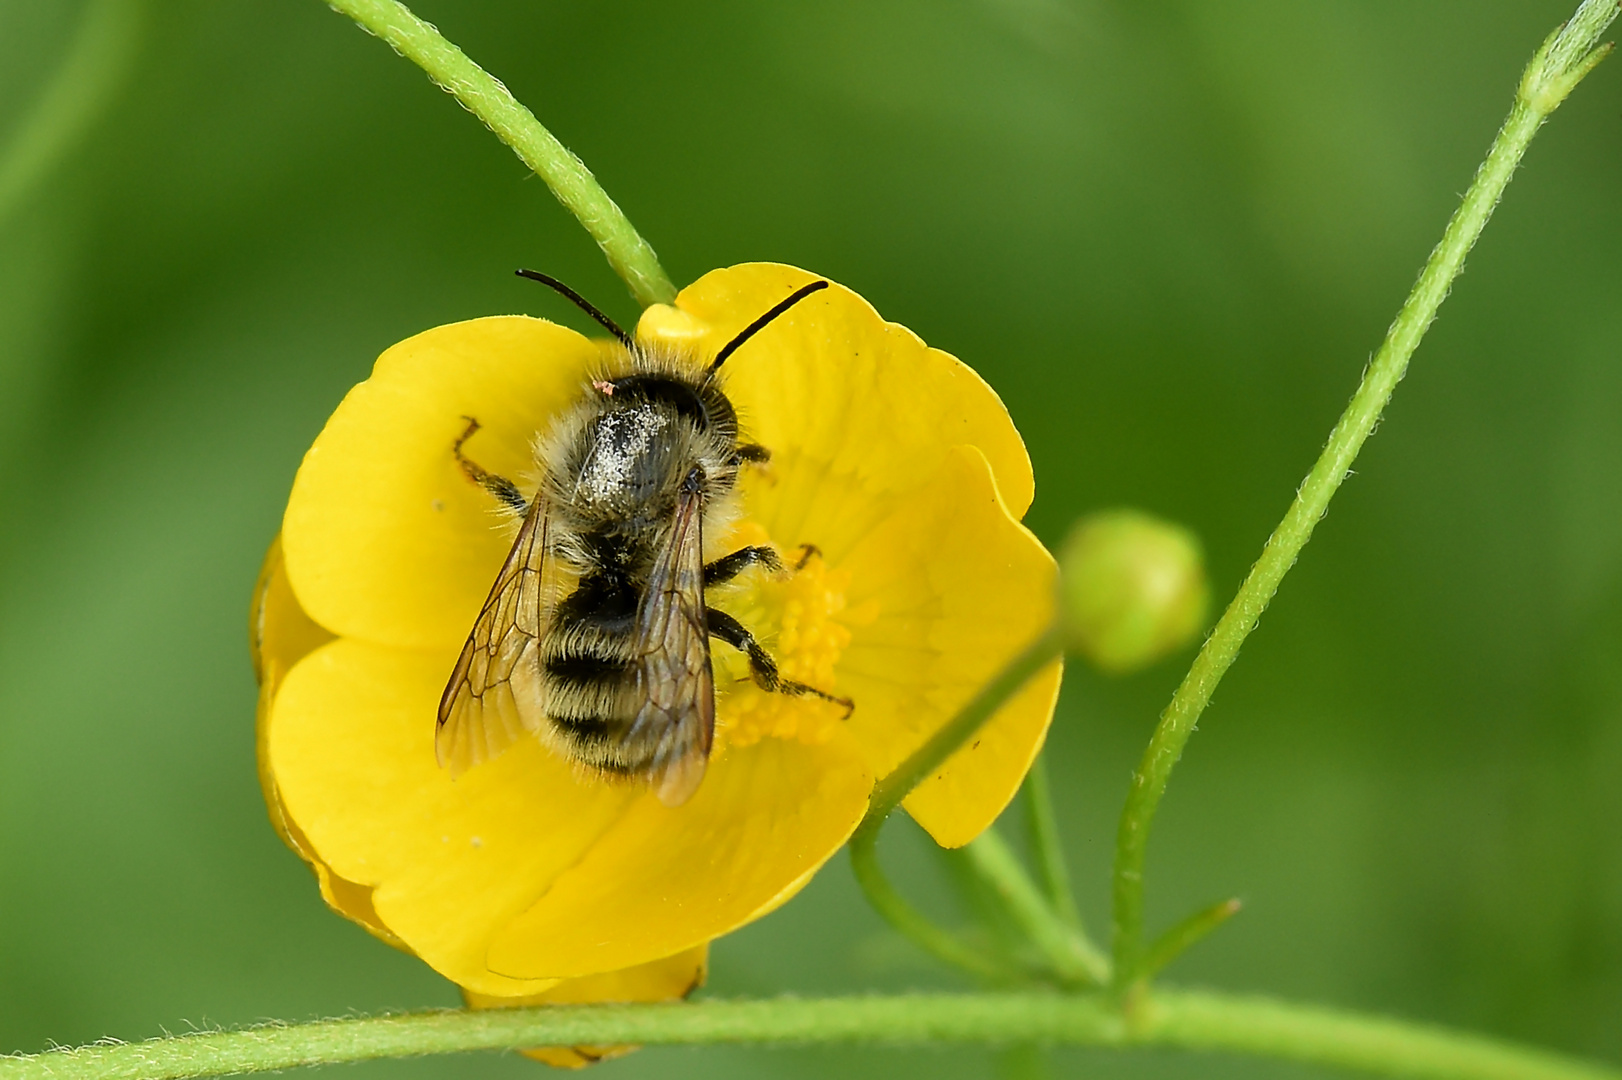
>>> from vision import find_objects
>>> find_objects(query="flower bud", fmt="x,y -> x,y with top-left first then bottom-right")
1058,509 -> 1209,674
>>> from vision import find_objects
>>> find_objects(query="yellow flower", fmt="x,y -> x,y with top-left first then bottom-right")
252,263 -> 1060,1030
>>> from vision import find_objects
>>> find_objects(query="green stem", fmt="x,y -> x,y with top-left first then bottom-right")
6,990 -> 1616,1080
322,0 -> 676,307
1109,0 -> 1619,989
847,626 -> 1064,977
848,830 -> 1023,983
1136,898 -> 1241,985
1022,753 -> 1083,931
1152,990 -> 1621,1080
0,0 -> 140,230
960,826 -> 1110,985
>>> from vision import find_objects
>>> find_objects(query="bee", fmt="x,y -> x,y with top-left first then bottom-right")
436,271 -> 851,806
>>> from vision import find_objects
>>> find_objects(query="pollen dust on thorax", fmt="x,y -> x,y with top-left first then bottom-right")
711,520 -> 852,752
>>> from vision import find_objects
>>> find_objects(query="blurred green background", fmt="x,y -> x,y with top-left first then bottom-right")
1,1 -> 1619,1077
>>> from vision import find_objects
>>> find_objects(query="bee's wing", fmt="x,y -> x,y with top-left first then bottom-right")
436,496 -> 559,776
628,474 -> 715,807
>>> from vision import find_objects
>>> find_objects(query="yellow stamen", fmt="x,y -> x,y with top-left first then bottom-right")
710,521 -> 851,751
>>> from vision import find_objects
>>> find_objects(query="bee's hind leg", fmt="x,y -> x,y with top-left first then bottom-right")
453,416 -> 527,515
707,608 -> 854,718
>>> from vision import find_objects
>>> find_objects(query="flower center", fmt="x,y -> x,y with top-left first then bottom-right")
709,520 -> 852,751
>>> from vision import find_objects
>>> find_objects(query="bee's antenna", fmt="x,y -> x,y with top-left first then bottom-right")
515,269 -> 635,350
706,280 -> 830,377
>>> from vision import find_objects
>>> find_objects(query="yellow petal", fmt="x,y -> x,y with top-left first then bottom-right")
282,317 -> 600,651
637,263 -> 1035,533
464,945 -> 708,1069
832,445 -> 1061,848
252,538 -> 409,949
262,712 -> 408,952
487,734 -> 871,979
249,534 -> 335,699
267,637 -> 644,995
251,534 -> 332,859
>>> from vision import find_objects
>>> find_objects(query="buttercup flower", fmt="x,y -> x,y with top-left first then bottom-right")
252,263 -> 1061,1038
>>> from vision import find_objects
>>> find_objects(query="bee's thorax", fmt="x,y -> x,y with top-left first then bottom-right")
575,405 -> 673,508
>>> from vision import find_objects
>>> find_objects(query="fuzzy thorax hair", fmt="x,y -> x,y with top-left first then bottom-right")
530,341 -> 747,575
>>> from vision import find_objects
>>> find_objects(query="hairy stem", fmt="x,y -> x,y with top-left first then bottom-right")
5,991 -> 1616,1080
1109,0 -> 1619,987
322,0 -> 676,307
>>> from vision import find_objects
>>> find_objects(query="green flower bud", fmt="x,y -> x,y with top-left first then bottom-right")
1058,509 -> 1209,674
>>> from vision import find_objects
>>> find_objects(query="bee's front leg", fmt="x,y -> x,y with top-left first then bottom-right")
703,545 -> 783,586
730,443 -> 771,467
453,416 -> 527,516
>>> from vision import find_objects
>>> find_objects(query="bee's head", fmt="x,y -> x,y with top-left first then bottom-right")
594,370 -> 739,445
513,269 -> 828,449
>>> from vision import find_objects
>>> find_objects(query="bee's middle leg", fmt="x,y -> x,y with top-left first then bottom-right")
708,608 -> 854,717
453,416 -> 527,515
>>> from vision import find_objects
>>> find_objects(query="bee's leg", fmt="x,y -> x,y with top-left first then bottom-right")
707,608 -> 855,718
731,443 -> 771,467
792,543 -> 821,571
453,416 -> 527,515
704,546 -> 783,586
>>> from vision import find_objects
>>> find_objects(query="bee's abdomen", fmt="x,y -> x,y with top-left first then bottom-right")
539,569 -> 647,767
543,648 -> 632,707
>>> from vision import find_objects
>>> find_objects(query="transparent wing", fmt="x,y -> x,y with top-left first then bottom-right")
628,473 -> 715,807
436,496 -> 560,776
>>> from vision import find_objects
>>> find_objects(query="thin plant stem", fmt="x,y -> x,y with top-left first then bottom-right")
848,833 -> 1023,983
6,990 -> 1618,1080
847,626 -> 1063,975
322,0 -> 676,307
1109,0 -> 1620,989
1022,753 -> 1083,931
0,0 -> 140,230
1136,898 -> 1241,986
960,826 -> 1110,985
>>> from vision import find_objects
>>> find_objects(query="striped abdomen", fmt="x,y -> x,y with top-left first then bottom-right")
538,566 -> 649,773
